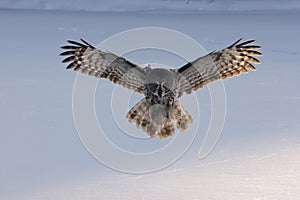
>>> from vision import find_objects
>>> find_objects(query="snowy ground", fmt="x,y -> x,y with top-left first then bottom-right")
1,0 -> 300,12
0,7 -> 300,200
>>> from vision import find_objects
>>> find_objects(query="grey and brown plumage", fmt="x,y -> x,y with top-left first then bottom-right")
60,38 -> 262,138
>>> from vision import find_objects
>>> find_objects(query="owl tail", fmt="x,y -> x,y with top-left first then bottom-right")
166,100 -> 193,133
126,98 -> 154,136
126,98 -> 193,139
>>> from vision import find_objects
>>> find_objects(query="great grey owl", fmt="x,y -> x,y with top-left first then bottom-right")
60,38 -> 262,139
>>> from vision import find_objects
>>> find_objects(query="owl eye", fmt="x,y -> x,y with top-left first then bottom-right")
168,97 -> 174,104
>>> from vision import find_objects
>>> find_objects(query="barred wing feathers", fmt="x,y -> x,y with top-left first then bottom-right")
177,39 -> 262,96
60,39 -> 146,93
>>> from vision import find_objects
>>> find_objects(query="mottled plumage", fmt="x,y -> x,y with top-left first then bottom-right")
60,38 -> 262,138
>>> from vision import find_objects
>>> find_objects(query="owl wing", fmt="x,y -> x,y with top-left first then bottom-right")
60,39 -> 146,93
176,39 -> 262,97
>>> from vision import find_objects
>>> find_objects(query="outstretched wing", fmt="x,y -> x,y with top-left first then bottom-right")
60,39 -> 146,93
176,39 -> 262,97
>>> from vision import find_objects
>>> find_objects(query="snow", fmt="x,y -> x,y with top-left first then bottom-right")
1,4 -> 300,200
0,0 -> 300,12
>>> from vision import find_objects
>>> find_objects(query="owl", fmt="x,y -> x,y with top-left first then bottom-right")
60,38 -> 262,139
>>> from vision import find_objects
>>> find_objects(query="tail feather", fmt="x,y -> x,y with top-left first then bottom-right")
172,100 -> 193,131
157,118 -> 175,138
157,100 -> 193,138
126,98 -> 150,129
126,98 -> 193,139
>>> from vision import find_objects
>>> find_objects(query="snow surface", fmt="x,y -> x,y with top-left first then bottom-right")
0,5 -> 300,200
0,0 -> 300,12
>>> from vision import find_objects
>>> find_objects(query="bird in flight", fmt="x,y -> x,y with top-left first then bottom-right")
60,38 -> 262,139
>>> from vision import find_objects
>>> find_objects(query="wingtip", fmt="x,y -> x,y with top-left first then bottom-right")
67,39 -> 75,44
229,38 -> 243,48
61,45 -> 76,50
238,39 -> 257,47
59,51 -> 73,56
62,56 -> 75,63
80,38 -> 94,47
67,40 -> 86,46
80,38 -> 87,43
255,51 -> 263,56
66,62 -> 75,69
